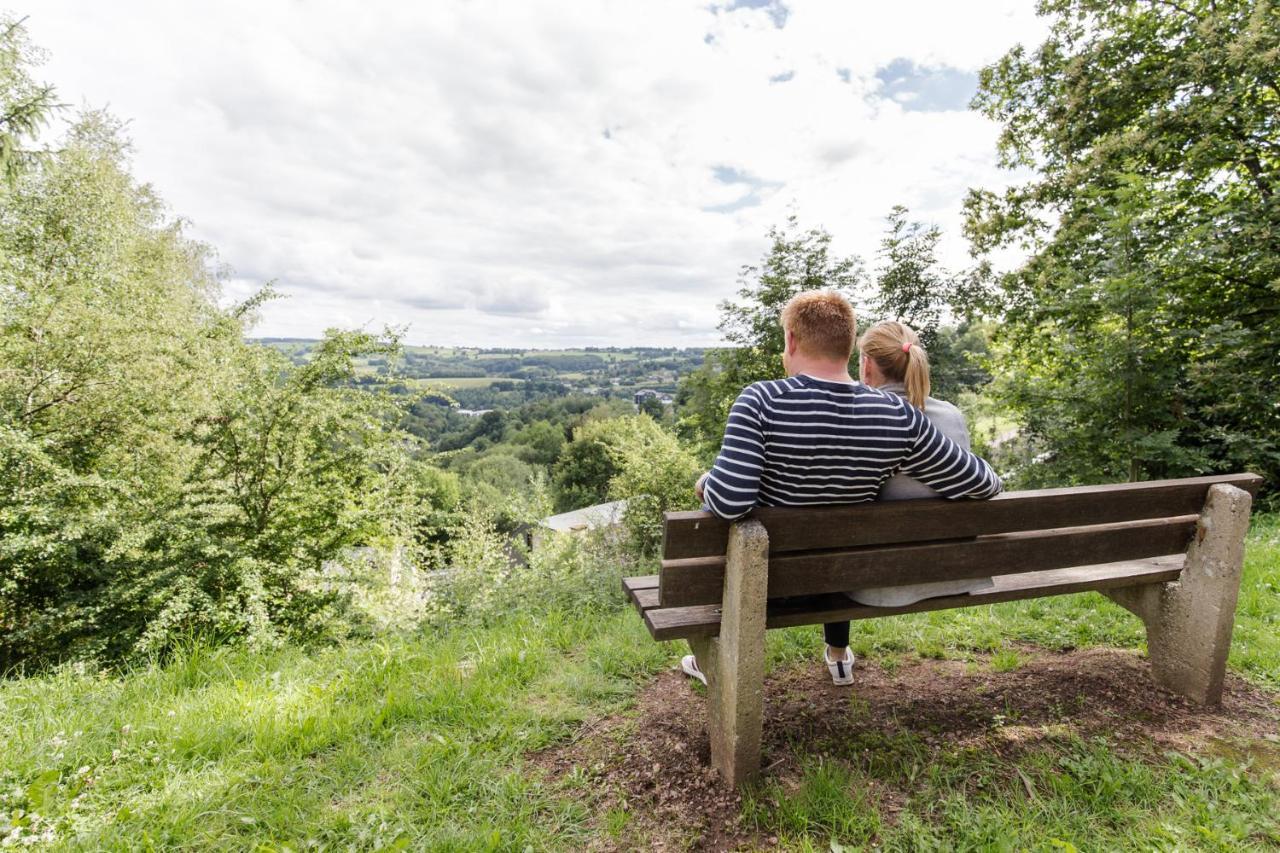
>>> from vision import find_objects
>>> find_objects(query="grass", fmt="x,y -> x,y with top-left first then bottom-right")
742,725 -> 1279,851
0,611 -> 672,849
2,516 -> 1278,849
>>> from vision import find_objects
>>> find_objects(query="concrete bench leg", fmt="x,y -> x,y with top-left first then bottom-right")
687,518 -> 768,786
1104,483 -> 1252,705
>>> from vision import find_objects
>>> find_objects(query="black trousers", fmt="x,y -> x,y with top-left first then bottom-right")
823,621 -> 849,648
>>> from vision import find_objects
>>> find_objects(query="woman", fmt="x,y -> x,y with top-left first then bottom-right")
847,320 -> 995,606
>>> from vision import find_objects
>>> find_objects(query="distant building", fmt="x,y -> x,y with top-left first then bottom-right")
532,499 -> 628,550
456,408 -> 493,417
633,389 -> 673,410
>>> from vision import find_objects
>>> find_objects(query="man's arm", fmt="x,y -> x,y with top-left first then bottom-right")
701,387 -> 767,520
897,404 -> 1002,499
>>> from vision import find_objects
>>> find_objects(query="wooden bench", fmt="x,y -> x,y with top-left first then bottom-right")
622,473 -> 1262,785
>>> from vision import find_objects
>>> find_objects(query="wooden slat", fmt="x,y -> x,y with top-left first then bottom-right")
661,473 -> 1262,560
622,575 -> 658,609
644,555 -> 1185,640
658,515 -> 1197,607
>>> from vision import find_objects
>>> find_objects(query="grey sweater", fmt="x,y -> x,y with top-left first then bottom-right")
848,381 -> 996,606
878,383 -> 973,500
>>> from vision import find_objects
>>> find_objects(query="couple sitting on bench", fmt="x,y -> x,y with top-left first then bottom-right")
686,290 -> 1003,687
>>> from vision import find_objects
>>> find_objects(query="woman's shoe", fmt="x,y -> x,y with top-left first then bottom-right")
824,646 -> 855,686
680,654 -> 708,686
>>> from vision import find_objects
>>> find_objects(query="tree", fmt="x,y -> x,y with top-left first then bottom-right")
551,417 -> 634,511
511,419 -> 566,467
868,206 -> 994,401
606,418 -> 703,555
871,205 -> 949,346
0,16 -> 60,185
965,0 -> 1280,489
0,109 -> 420,668
677,217 -> 864,453
637,394 -> 665,420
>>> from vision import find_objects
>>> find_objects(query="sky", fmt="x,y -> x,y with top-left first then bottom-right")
22,0 -> 1047,348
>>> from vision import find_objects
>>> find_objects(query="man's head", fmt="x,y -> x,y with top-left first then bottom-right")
779,290 -> 857,375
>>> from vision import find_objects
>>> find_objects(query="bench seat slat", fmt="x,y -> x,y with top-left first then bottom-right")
659,515 -> 1197,607
643,555 -> 1186,641
622,575 -> 657,609
661,473 -> 1261,559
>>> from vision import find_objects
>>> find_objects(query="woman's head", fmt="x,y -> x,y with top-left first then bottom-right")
858,320 -> 930,410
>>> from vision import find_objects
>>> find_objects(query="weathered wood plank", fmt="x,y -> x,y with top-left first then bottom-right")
622,575 -> 658,609
658,515 -> 1197,608
644,555 -> 1186,640
661,473 -> 1262,560
633,587 -> 659,611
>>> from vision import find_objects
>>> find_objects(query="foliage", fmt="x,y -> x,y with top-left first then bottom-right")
403,460 -> 463,565
0,16 -> 60,185
426,483 -> 629,629
636,393 -> 665,420
550,416 -> 642,512
677,216 -> 864,453
510,419 -> 566,466
965,0 -> 1280,489
0,109 -> 419,669
604,416 -> 703,555
871,206 -> 952,347
929,320 -> 994,404
868,205 -> 996,403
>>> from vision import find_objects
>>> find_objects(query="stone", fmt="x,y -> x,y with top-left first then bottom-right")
1104,483 -> 1252,705
688,518 -> 768,786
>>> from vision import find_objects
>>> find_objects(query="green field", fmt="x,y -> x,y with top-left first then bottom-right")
409,376 -> 510,390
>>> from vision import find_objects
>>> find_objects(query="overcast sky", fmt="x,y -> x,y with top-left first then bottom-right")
23,1 -> 1046,348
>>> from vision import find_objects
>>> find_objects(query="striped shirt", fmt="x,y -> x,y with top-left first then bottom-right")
702,374 -> 1002,520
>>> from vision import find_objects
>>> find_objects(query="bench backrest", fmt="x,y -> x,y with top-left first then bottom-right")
658,473 -> 1263,608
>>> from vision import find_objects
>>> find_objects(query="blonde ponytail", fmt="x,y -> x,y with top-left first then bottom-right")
902,343 -> 930,411
857,321 -> 931,410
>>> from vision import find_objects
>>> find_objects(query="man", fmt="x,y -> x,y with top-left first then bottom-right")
685,291 -> 1002,686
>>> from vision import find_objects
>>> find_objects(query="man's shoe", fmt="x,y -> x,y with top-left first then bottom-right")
825,646 -> 855,686
680,654 -> 708,686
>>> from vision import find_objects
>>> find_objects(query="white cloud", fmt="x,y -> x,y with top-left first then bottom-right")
22,0 -> 1047,347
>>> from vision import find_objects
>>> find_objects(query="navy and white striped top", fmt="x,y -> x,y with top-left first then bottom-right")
702,375 -> 1002,520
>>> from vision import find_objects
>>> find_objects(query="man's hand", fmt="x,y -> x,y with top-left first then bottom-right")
695,472 -> 709,502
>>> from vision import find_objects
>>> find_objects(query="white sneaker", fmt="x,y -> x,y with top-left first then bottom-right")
680,654 -> 708,686
825,646 -> 855,686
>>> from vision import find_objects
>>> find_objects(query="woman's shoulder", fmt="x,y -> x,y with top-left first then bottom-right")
924,396 -> 962,417
923,396 -> 970,444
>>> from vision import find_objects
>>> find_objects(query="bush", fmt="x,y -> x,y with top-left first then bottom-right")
605,417 -> 703,555
424,499 -> 629,628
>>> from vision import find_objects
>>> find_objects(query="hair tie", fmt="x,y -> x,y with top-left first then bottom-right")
901,342 -> 912,353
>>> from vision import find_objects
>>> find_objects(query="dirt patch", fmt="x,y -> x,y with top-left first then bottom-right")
530,647 -> 1280,851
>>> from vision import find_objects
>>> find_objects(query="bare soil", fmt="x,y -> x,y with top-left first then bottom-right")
531,646 -> 1280,851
